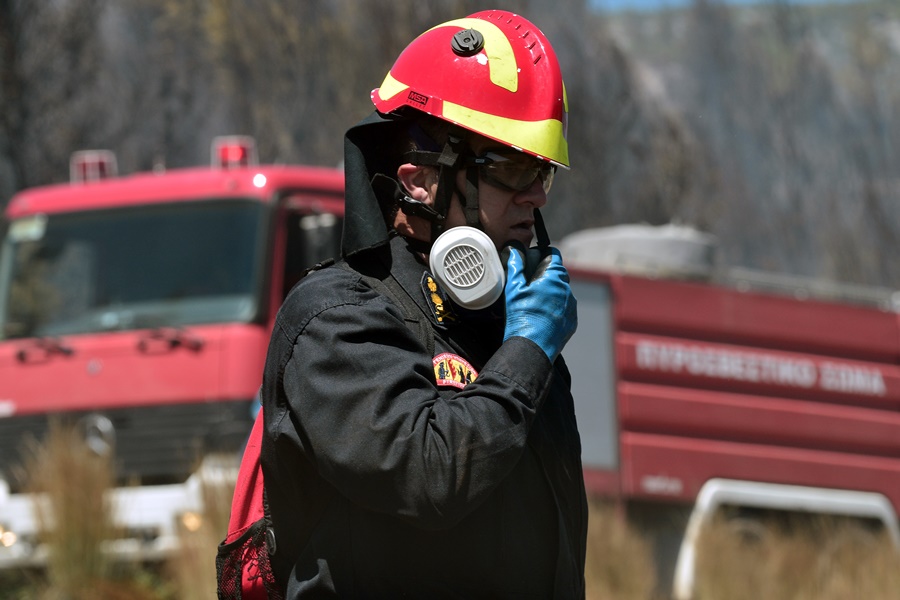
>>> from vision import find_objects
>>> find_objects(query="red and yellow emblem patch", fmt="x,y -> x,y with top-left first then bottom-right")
433,353 -> 478,389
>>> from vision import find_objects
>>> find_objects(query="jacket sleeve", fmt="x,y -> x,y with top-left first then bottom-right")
272,273 -> 555,530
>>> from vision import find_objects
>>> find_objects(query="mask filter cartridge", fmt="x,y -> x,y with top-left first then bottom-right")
429,226 -> 504,310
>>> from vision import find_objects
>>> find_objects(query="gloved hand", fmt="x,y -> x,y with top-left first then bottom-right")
502,243 -> 577,362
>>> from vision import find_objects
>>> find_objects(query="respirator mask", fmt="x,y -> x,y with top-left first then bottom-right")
429,224 -> 550,311
429,226 -> 505,310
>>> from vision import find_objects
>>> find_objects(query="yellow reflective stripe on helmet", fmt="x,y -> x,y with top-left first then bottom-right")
428,18 -> 518,93
376,71 -> 409,103
443,101 -> 569,167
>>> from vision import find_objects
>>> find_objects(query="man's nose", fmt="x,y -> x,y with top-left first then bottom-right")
515,177 -> 548,208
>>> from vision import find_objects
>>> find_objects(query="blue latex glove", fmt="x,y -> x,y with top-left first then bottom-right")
502,244 -> 578,362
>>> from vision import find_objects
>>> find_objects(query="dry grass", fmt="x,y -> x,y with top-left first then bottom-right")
585,499 -> 662,600
9,433 -> 900,600
165,470 -> 235,600
25,420 -> 116,596
583,500 -> 900,600
693,513 -> 900,600
21,419 -> 160,600
9,422 -> 237,599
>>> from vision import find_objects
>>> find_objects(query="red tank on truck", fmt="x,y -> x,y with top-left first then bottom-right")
560,224 -> 900,599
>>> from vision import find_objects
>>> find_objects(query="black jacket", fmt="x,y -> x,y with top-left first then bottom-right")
259,112 -> 587,598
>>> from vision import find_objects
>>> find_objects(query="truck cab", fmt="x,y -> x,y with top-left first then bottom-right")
0,137 -> 345,567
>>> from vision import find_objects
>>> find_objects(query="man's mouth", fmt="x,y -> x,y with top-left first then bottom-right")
512,219 -> 534,231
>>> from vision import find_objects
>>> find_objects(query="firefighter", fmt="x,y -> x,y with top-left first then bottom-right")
260,9 -> 586,598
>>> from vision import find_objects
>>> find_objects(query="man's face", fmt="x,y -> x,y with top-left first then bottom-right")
443,139 -> 552,250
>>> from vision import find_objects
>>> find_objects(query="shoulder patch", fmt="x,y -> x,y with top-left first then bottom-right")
433,353 -> 478,389
421,271 -> 455,325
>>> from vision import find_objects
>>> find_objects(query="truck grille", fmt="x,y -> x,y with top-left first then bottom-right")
0,400 -> 253,493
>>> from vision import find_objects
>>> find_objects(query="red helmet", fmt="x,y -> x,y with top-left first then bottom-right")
372,10 -> 569,167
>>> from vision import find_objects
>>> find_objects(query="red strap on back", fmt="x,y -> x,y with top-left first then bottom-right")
225,411 -> 267,543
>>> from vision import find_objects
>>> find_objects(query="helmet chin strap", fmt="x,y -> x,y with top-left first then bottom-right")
533,207 -> 551,250
461,166 -> 481,230
431,132 -> 467,242
402,129 -> 479,245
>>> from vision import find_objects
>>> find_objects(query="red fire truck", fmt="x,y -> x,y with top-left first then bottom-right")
0,137 -> 345,567
560,225 -> 900,597
2,141 -> 899,598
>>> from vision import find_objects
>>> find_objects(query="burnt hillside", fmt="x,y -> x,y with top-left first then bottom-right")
1,0 -> 898,288
586,0 -> 900,288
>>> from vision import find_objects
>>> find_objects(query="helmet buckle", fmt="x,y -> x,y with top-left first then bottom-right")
451,29 -> 484,56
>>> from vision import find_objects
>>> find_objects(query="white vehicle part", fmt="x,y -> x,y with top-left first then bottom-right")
672,478 -> 900,600
0,455 -> 237,569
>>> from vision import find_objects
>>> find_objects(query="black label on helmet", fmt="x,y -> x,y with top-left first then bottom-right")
408,91 -> 429,107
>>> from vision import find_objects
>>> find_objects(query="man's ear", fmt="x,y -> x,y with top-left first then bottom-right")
393,163 -> 438,242
397,163 -> 435,205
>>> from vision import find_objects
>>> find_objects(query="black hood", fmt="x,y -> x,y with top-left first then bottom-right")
341,110 -> 414,259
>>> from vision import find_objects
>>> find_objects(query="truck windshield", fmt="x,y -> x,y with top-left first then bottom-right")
0,200 -> 265,339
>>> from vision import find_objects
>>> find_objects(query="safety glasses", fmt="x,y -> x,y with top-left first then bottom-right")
469,150 -> 556,194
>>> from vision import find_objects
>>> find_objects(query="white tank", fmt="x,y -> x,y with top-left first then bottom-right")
558,223 -> 717,279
